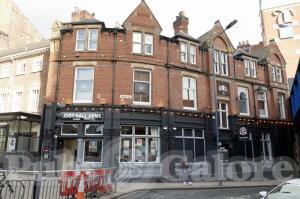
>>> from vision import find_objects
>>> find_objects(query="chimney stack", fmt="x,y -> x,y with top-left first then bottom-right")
173,11 -> 189,35
71,8 -> 94,22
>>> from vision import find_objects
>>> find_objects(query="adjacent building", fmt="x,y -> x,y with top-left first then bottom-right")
0,0 -> 44,51
43,1 -> 294,178
0,40 -> 49,166
260,0 -> 300,86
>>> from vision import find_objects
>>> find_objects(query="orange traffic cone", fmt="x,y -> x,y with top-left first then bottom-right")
77,173 -> 85,199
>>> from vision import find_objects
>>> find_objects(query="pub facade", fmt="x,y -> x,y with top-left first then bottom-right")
43,1 -> 294,178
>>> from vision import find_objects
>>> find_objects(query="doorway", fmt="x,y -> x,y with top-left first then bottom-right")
61,140 -> 77,170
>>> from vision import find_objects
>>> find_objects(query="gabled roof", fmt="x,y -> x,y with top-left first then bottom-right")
123,0 -> 162,32
197,21 -> 235,51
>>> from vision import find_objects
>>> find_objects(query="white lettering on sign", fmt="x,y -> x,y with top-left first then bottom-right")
62,112 -> 103,120
120,95 -> 132,99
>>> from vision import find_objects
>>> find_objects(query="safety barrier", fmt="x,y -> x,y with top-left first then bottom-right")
0,168 -> 117,199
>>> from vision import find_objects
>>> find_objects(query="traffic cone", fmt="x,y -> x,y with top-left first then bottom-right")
77,173 -> 85,199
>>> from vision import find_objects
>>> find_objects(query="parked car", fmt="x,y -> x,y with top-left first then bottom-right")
259,179 -> 300,199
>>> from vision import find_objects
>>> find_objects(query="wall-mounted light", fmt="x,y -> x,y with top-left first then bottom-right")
163,126 -> 168,130
172,127 -> 177,131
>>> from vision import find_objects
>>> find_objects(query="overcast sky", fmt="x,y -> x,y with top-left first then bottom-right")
13,0 -> 300,47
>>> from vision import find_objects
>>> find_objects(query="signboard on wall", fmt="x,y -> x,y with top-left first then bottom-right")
238,126 -> 249,140
61,112 -> 103,121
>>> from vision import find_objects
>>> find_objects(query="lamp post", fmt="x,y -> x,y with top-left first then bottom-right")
211,19 -> 237,186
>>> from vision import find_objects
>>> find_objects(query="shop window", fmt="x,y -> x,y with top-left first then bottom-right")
74,67 -> 94,103
238,87 -> 250,116
278,93 -> 286,119
257,91 -> 268,118
32,58 -> 43,72
133,69 -> 151,105
119,126 -> 160,163
261,133 -> 272,161
85,124 -> 103,135
218,102 -> 228,129
16,62 -> 26,75
84,140 -> 102,162
182,76 -> 196,110
61,124 -> 79,135
175,129 -> 206,162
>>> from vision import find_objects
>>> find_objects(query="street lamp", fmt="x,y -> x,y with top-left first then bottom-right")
211,19 -> 237,186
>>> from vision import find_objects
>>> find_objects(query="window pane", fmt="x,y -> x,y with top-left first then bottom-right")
184,129 -> 193,137
85,124 -> 103,135
77,30 -> 85,40
148,138 -> 159,162
195,130 -> 203,138
195,139 -> 205,162
77,68 -> 93,80
75,68 -> 94,102
148,127 -> 159,136
62,124 -> 79,134
133,43 -> 141,53
121,126 -> 132,135
184,138 -> 194,162
133,32 -> 142,42
145,34 -> 153,44
120,138 -> 132,162
135,138 -> 146,162
134,70 -> 150,81
135,126 -> 146,135
84,140 -> 102,162
221,112 -> 228,128
89,29 -> 98,40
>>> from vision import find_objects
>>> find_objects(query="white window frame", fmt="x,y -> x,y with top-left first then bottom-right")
182,76 -> 197,110
250,60 -> 256,78
181,42 -> 188,63
175,129 -> 206,162
87,29 -> 98,51
257,91 -> 268,118
261,133 -> 273,161
189,45 -> 196,64
119,126 -> 160,163
271,66 -> 276,81
278,93 -> 286,119
28,87 -> 40,112
0,64 -> 11,78
12,90 -> 23,112
75,29 -> 86,51
213,50 -> 220,74
144,33 -> 153,55
83,139 -> 103,163
73,67 -> 94,104
238,87 -> 250,116
218,102 -> 229,129
32,57 -> 43,72
276,68 -> 282,82
0,91 -> 9,112
133,69 -> 151,106
132,32 -> 142,54
16,62 -> 26,75
220,52 -> 228,76
245,59 -> 250,77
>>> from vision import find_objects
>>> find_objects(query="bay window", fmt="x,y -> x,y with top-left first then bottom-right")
257,91 -> 268,118
120,126 -> 160,163
218,102 -> 228,129
175,129 -> 206,162
278,93 -> 286,119
73,67 -> 94,103
238,87 -> 250,116
133,69 -> 151,105
182,76 -> 196,110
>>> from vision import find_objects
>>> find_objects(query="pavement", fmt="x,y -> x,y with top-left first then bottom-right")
101,180 -> 281,199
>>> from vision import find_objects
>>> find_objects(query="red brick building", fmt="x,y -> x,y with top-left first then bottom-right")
43,1 -> 294,178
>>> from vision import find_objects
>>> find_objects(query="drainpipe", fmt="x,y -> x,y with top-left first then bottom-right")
252,83 -> 257,118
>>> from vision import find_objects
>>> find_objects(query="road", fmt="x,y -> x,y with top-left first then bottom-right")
118,187 -> 272,199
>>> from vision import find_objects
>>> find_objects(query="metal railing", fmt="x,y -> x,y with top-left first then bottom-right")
0,168 -> 117,199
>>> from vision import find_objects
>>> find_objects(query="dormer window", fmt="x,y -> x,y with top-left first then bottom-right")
245,59 -> 256,78
132,32 -> 153,55
75,29 -> 98,51
180,42 -> 197,65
